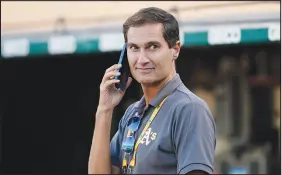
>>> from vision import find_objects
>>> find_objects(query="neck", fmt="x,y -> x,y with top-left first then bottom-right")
142,72 -> 176,105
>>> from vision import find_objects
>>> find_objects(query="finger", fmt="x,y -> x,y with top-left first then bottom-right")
105,64 -> 122,73
103,79 -> 120,88
102,71 -> 121,84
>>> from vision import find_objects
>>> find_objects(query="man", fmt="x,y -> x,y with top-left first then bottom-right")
88,7 -> 216,174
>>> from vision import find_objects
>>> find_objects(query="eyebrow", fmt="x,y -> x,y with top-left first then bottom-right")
146,41 -> 161,46
127,42 -> 137,47
127,41 -> 161,47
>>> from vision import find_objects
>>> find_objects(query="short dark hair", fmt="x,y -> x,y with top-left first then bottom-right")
123,7 -> 179,48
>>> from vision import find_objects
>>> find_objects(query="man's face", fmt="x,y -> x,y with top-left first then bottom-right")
126,23 -> 179,86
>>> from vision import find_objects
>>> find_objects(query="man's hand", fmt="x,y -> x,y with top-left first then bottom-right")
98,64 -> 132,112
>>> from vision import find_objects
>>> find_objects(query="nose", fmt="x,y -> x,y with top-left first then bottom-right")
137,49 -> 149,64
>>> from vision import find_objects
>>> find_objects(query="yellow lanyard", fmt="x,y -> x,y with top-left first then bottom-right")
122,96 -> 168,169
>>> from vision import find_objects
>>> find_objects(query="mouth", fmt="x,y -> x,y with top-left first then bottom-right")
136,67 -> 154,70
136,68 -> 155,73
136,68 -> 154,70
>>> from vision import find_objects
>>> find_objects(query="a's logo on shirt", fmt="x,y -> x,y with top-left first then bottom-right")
140,127 -> 157,146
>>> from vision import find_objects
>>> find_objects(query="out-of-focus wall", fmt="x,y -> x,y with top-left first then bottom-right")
1,1 -> 280,33
273,86 -> 280,130
194,88 -> 216,117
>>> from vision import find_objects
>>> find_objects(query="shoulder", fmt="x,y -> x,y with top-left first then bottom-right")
168,84 -> 215,128
168,83 -> 211,112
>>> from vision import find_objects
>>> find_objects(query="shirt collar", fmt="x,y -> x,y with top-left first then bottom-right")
133,74 -> 183,113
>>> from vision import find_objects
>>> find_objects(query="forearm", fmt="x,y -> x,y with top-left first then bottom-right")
88,107 -> 113,174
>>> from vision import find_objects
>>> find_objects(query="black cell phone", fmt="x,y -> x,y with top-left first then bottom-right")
115,43 -> 130,91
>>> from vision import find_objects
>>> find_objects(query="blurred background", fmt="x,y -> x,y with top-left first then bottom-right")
0,1 -> 281,174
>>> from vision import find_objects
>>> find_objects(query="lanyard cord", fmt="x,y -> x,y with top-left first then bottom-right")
122,95 -> 169,169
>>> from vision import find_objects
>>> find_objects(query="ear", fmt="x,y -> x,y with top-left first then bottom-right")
172,41 -> 180,60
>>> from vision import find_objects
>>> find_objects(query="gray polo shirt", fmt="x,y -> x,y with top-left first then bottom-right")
110,74 -> 216,174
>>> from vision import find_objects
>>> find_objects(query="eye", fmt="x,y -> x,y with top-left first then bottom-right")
129,45 -> 138,51
149,44 -> 158,50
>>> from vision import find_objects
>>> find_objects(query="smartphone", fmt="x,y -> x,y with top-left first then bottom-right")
115,43 -> 130,91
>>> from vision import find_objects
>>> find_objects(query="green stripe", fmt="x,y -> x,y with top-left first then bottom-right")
30,41 -> 48,55
241,28 -> 269,43
76,39 -> 99,53
184,32 -> 208,46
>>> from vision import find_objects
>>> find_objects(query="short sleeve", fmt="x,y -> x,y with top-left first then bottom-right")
173,101 -> 216,174
110,130 -> 121,167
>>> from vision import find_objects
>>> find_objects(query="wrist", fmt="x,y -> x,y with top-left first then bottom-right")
96,106 -> 114,119
97,105 -> 114,113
